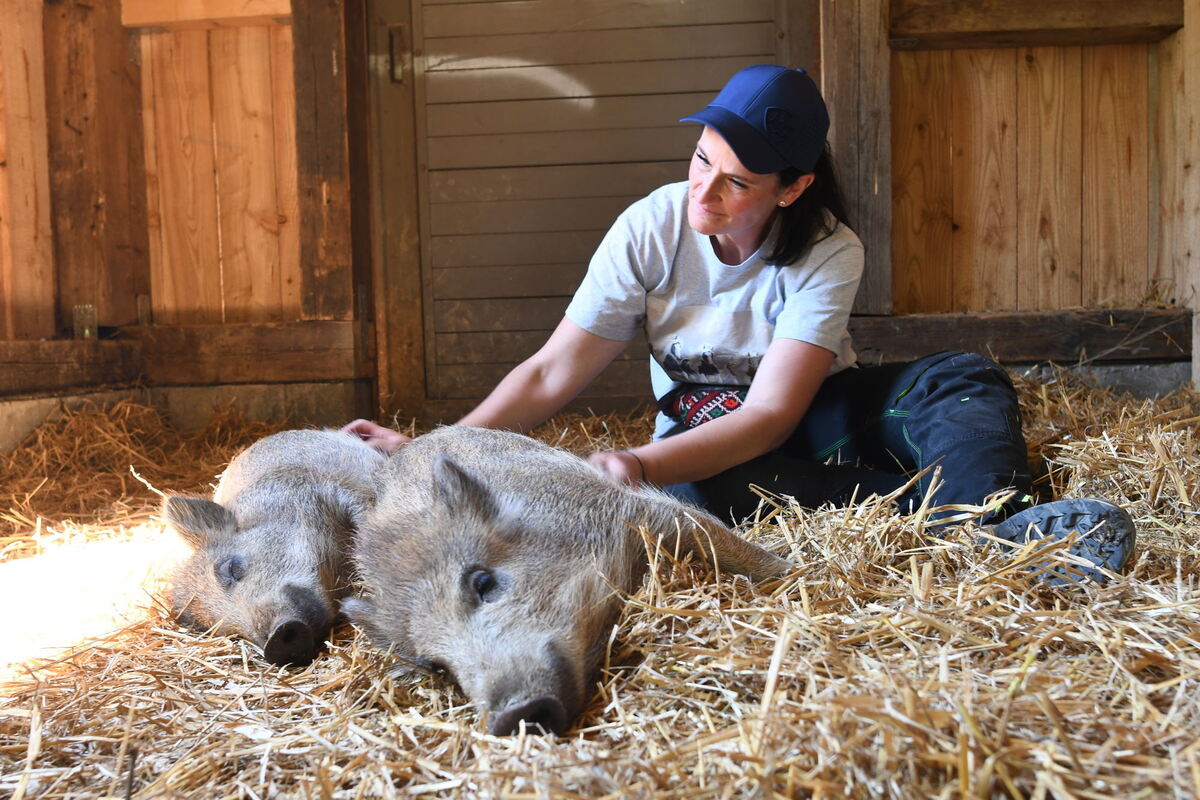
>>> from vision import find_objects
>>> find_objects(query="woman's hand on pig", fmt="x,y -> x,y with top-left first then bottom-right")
587,450 -> 645,487
341,419 -> 412,454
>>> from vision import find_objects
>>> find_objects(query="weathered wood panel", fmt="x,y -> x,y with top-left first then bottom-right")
439,359 -> 648,399
1016,47 -> 1083,310
436,330 -> 647,366
292,0 -> 354,320
850,309 -> 1190,365
428,127 -> 697,171
893,42 -> 1155,314
45,0 -> 152,333
138,19 -> 305,325
212,26 -> 285,322
432,264 -> 586,300
890,0 -> 1183,49
951,48 -> 1017,311
0,341 -> 139,396
431,197 -> 639,237
891,49 -> 953,313
0,0 -> 56,340
427,93 -> 712,138
433,297 -> 570,333
428,162 -> 683,203
422,0 -> 774,38
126,322 -> 365,384
424,56 -> 764,104
122,0 -> 292,29
426,23 -> 773,71
270,24 -> 302,315
432,231 -> 606,269
1082,45 -> 1149,307
142,30 -> 223,324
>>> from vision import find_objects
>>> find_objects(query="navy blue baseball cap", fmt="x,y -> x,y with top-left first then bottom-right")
681,64 -> 829,174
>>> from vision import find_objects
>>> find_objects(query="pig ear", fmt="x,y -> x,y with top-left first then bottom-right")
641,500 -> 794,582
431,456 -> 497,521
162,495 -> 237,547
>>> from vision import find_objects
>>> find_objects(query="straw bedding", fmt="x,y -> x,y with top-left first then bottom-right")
1,370 -> 1198,799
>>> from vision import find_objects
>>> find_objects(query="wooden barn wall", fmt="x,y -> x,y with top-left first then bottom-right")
410,0 -> 787,408
138,23 -> 302,325
892,41 -> 1190,314
0,0 -> 55,341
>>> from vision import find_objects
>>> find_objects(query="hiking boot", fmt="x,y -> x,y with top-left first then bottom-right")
987,498 -> 1136,585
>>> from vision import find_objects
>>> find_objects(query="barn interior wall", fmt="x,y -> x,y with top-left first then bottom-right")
892,41 -> 1190,314
139,23 -> 302,325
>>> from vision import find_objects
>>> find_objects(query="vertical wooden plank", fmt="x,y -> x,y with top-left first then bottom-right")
292,0 -> 355,321
210,26 -> 283,323
891,49 -> 953,313
1016,47 -> 1083,310
270,24 -> 302,318
367,0 -> 427,417
820,0 -> 860,233
1183,0 -> 1200,388
45,0 -> 152,331
147,29 -> 223,324
951,48 -> 1018,312
1082,44 -> 1149,307
139,33 -> 164,322
1151,9 -> 1196,309
778,0 -> 821,75
855,0 -> 893,314
0,0 -> 56,340
365,0 -> 415,413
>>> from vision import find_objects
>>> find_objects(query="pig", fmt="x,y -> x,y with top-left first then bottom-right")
162,428 -> 384,667
343,425 -> 793,735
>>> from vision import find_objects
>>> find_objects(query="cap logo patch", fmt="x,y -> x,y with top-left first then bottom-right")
765,106 -> 793,148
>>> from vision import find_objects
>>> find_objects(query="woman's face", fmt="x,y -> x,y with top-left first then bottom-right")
686,126 -> 811,263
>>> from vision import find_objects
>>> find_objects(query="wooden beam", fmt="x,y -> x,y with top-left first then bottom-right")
1186,0 -> 1200,389
0,0 -> 56,340
821,0 -> 892,314
365,0 -> 427,418
125,321 -> 369,384
850,309 -> 1191,365
0,340 -> 139,396
292,0 -> 355,320
890,0 -> 1183,50
122,0 -> 291,29
45,0 -> 152,331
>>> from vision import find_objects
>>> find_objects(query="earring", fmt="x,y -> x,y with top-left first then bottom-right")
778,201 -> 787,207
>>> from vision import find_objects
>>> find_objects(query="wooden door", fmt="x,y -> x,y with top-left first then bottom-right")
366,0 -> 884,420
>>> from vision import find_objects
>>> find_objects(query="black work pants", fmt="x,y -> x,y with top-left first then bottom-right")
665,351 -> 1033,524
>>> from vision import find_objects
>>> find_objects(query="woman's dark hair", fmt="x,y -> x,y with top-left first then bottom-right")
764,144 -> 850,266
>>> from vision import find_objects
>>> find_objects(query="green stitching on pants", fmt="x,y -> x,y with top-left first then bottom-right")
902,423 -> 922,463
814,433 -> 853,462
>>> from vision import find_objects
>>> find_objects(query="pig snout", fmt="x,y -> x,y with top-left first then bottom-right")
490,695 -> 569,736
484,640 -> 580,736
262,584 -> 333,667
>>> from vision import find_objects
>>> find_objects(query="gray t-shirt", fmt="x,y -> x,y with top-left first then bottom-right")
565,181 -> 864,438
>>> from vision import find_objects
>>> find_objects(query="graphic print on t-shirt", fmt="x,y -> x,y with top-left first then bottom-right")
648,300 -> 770,386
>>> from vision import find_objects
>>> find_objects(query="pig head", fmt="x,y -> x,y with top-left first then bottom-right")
344,426 -> 792,735
163,429 -> 384,666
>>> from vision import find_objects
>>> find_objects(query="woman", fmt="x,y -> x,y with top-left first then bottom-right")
346,65 -> 1134,584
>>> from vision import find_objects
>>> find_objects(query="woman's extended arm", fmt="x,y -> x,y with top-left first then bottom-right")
457,317 -> 629,432
589,337 -> 833,486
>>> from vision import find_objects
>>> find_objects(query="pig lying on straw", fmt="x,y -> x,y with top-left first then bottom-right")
162,429 -> 384,667
345,425 -> 793,736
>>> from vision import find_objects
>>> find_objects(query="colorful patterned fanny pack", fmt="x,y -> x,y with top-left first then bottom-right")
659,384 -> 749,428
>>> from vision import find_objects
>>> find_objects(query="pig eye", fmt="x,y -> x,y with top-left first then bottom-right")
214,555 -> 246,589
469,568 -> 501,602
